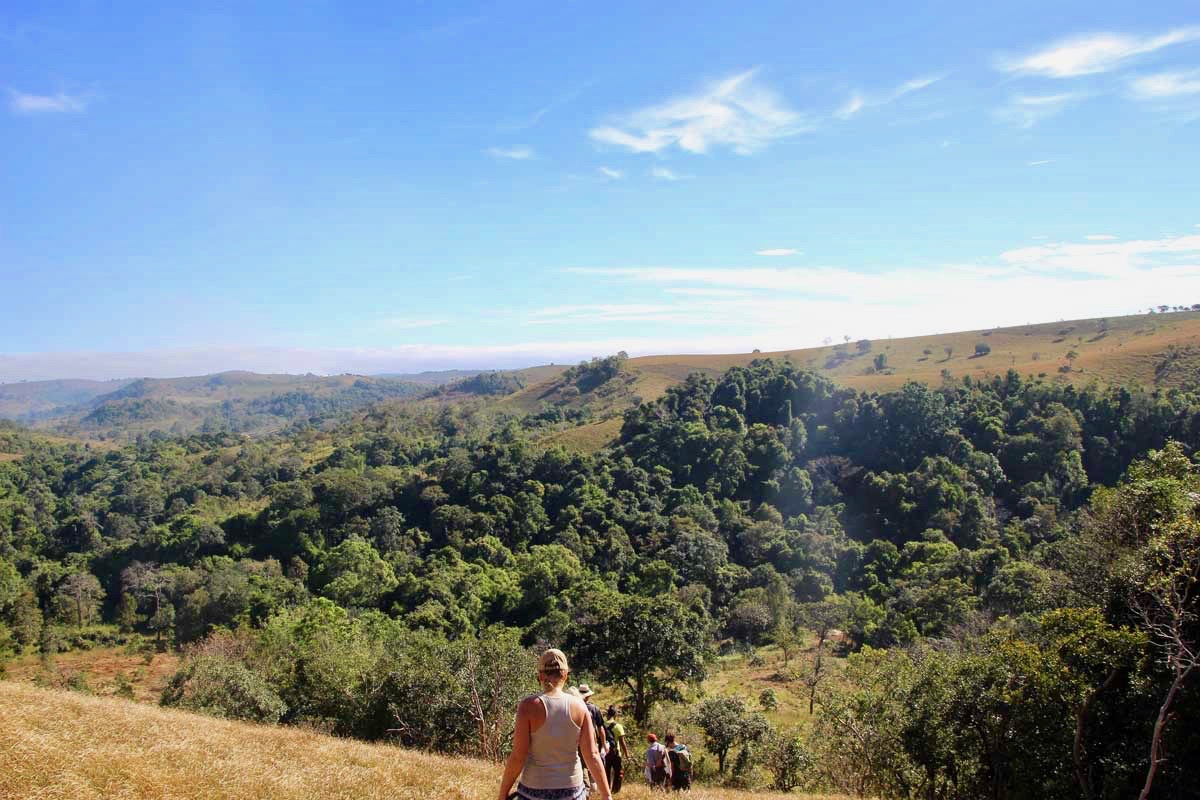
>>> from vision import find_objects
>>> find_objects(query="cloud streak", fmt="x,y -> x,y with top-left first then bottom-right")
999,28 -> 1200,78
1130,70 -> 1200,98
590,69 -> 810,155
994,93 -> 1080,128
486,145 -> 534,160
835,75 -> 942,119
756,248 -> 799,256
8,90 -> 89,114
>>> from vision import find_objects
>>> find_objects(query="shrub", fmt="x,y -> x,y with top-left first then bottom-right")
764,730 -> 813,791
759,687 -> 778,711
161,654 -> 287,723
974,342 -> 991,356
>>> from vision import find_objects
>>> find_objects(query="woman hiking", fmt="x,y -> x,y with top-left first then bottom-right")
498,649 -> 614,800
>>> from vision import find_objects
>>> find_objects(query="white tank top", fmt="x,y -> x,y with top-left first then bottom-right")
520,693 -> 584,789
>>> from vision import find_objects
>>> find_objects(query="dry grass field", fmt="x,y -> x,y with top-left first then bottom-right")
0,682 -> 851,800
4,647 -> 180,704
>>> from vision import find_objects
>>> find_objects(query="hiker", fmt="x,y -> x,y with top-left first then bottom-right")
604,705 -> 630,793
664,733 -> 692,792
644,733 -> 670,790
497,649 -> 613,800
576,684 -> 608,762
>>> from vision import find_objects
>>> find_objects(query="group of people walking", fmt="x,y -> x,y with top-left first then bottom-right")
643,732 -> 692,792
497,649 -> 692,800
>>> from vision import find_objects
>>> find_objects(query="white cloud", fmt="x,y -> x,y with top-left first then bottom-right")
486,145 -> 534,160
589,69 -> 810,155
756,248 -> 800,256
1085,234 -> 1118,241
557,232 -> 1200,346
9,90 -> 88,114
835,75 -> 942,119
649,166 -> 692,181
597,166 -> 625,180
994,93 -> 1080,128
835,92 -> 866,120
1028,159 -> 1054,166
999,28 -> 1200,78
1130,70 -> 1200,98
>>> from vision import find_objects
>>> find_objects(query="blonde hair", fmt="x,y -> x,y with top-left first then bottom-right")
538,667 -> 567,693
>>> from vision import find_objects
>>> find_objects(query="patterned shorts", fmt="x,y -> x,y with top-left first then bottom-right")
515,783 -> 589,800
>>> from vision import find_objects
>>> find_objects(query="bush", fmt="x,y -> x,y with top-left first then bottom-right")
759,687 -> 778,711
764,730 -> 813,791
974,342 -> 991,356
161,654 -> 287,723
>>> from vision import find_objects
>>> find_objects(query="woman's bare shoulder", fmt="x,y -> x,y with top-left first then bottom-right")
518,694 -> 544,712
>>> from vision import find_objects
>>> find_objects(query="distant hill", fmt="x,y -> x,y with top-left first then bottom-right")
0,377 -> 136,420
514,311 -> 1200,451
0,372 -> 432,439
0,682 -> 836,800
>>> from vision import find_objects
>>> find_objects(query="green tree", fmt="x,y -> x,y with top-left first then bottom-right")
569,592 -> 708,724
691,695 -> 771,774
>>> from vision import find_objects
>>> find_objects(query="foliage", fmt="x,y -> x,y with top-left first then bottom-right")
691,695 -> 771,774
161,653 -> 287,723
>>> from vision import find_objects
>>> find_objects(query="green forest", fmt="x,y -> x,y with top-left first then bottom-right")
2,359 -> 1199,799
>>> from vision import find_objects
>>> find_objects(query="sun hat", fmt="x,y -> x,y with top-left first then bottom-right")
647,733 -> 657,743
577,683 -> 595,699
539,648 -> 569,673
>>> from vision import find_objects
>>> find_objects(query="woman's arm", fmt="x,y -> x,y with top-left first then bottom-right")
579,710 -> 613,800
497,698 -> 533,800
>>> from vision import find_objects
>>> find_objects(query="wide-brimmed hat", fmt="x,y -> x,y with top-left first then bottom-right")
539,648 -> 569,673
577,683 -> 595,699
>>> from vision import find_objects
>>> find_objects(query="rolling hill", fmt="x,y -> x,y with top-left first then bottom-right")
513,310 -> 1200,451
0,681 -> 847,800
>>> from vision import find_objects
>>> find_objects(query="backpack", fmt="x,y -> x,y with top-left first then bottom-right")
669,745 -> 692,773
603,720 -> 618,749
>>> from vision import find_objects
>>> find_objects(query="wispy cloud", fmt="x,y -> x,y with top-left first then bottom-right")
994,93 -> 1080,128
486,145 -> 534,160
1130,69 -> 1200,98
8,89 -> 89,114
756,248 -> 800,257
526,303 -> 685,324
557,232 -> 1200,343
649,166 -> 692,181
1085,234 -> 1118,241
1028,159 -> 1054,166
999,28 -> 1200,78
835,75 -> 942,119
597,166 -> 625,180
589,69 -> 810,155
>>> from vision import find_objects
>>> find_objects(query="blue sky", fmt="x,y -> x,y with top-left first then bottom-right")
2,1 -> 1199,380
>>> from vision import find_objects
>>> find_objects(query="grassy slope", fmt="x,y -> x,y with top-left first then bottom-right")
0,681 -> 848,800
523,312 -> 1200,452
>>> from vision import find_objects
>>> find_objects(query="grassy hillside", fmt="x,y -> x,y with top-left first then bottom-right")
519,311 -> 1200,451
0,681 -> 848,800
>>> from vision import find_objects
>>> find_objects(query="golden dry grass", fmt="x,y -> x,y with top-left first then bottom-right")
0,682 -> 849,800
4,647 -> 180,704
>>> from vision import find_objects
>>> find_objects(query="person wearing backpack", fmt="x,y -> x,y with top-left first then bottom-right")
664,733 -> 692,791
644,733 -> 670,790
603,705 -> 631,793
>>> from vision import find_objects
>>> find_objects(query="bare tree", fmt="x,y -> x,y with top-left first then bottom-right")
1132,518 -> 1200,800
